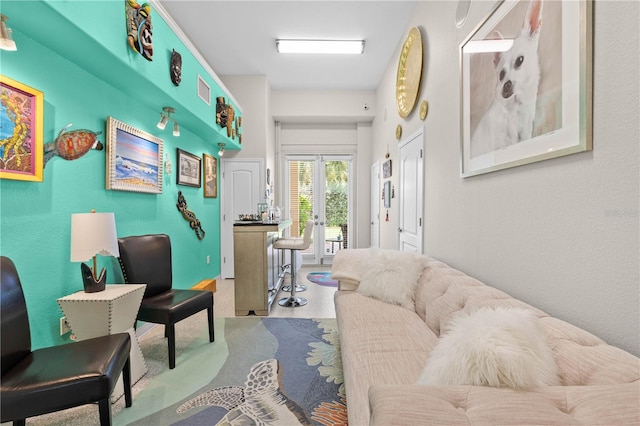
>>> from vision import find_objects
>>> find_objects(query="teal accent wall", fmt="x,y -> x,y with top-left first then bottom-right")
0,1 -> 240,349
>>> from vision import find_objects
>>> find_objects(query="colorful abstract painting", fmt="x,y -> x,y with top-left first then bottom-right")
0,75 -> 44,182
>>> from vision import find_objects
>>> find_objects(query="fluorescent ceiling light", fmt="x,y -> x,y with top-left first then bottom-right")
276,39 -> 365,54
464,39 -> 514,53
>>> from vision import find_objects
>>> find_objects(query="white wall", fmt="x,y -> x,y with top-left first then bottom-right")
221,75 -> 273,162
373,1 -> 639,355
272,90 -> 375,123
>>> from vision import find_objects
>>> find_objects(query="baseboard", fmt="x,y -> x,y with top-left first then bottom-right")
136,322 -> 156,338
192,278 -> 216,293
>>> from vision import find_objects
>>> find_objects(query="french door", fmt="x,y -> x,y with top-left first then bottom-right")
284,155 -> 353,265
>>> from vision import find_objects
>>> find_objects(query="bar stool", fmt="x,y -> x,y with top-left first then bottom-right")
274,219 -> 314,307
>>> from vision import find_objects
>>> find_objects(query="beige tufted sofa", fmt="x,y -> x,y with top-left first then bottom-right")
332,249 -> 640,425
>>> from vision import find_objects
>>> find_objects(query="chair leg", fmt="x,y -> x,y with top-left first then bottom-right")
98,397 -> 112,426
123,356 -> 132,408
13,420 -> 26,426
207,306 -> 215,342
167,324 -> 176,369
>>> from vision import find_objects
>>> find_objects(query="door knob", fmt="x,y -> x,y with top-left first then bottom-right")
398,228 -> 403,232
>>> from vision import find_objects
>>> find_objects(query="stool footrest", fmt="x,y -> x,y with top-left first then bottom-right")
279,296 -> 308,307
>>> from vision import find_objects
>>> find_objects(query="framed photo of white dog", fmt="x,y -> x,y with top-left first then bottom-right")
459,0 -> 593,177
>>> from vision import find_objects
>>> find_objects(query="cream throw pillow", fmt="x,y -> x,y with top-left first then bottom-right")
417,307 -> 560,390
356,249 -> 426,310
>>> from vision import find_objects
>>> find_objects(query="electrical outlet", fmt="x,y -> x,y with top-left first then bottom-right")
206,255 -> 210,264
60,316 -> 71,335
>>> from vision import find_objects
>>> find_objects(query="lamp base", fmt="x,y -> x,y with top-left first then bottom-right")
80,262 -> 106,293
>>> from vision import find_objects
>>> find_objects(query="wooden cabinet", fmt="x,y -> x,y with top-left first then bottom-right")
233,220 -> 291,315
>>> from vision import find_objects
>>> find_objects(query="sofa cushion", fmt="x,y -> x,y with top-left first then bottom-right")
540,316 -> 640,386
369,383 -> 640,426
334,290 -> 438,426
417,307 -> 560,389
356,249 -> 428,310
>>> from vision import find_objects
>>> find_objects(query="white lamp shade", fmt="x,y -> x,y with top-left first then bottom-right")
70,212 -> 120,261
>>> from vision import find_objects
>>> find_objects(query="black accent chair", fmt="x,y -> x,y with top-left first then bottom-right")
117,234 -> 214,369
0,256 -> 132,426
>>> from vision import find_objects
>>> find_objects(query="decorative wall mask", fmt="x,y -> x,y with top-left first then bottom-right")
43,124 -> 103,167
170,49 -> 182,86
226,105 -> 235,138
126,0 -> 153,61
177,191 -> 205,240
216,97 -> 227,127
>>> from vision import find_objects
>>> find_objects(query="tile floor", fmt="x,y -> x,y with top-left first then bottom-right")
214,264 -> 336,318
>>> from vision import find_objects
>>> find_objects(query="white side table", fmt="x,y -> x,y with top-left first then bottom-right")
57,284 -> 147,400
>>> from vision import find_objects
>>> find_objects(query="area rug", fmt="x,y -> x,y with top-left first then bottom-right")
125,317 -> 346,425
307,272 -> 339,287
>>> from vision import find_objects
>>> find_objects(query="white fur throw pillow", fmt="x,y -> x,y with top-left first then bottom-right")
416,307 -> 560,389
357,249 -> 426,310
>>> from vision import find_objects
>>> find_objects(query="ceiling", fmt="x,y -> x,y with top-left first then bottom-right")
158,1 -> 418,91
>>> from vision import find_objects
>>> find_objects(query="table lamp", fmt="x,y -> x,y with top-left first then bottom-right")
70,210 -> 120,293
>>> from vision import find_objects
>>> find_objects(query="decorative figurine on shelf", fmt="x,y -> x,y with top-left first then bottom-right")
126,0 -> 153,61
170,49 -> 182,86
81,262 -> 106,293
43,124 -> 103,167
177,191 -> 205,240
216,97 -> 227,127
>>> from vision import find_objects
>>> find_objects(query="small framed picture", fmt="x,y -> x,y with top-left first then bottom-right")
382,159 -> 392,178
177,148 -> 201,187
105,116 -> 163,194
383,181 -> 391,208
203,153 -> 217,198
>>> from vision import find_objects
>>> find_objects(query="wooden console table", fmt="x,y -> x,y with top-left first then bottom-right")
233,219 -> 291,315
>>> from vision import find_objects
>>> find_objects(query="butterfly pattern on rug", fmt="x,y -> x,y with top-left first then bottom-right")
176,358 -> 313,425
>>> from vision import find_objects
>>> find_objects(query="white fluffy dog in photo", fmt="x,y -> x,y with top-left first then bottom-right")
470,0 -> 544,158
416,307 -> 560,390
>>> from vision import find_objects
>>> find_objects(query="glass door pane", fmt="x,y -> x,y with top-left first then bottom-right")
286,158 -> 315,258
322,158 -> 350,263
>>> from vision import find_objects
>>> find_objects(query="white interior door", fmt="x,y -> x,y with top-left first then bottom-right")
398,129 -> 424,253
370,161 -> 380,248
220,159 -> 264,278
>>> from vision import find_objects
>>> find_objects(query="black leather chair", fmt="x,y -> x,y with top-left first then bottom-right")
0,256 -> 132,426
117,234 -> 214,369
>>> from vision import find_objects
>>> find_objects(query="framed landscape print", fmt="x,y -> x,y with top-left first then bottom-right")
459,0 -> 593,177
0,75 -> 44,182
203,153 -> 217,198
105,116 -> 163,194
177,148 -> 201,187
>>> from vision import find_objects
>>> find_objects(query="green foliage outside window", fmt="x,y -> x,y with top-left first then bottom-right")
299,195 -> 312,234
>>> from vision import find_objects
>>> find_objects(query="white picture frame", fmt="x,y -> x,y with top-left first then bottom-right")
459,0 -> 593,177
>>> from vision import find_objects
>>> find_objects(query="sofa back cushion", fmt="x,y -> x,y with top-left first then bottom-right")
540,316 -> 640,386
416,257 -> 640,387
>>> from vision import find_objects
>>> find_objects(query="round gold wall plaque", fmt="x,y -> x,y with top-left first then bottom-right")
396,27 -> 423,118
419,100 -> 429,120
